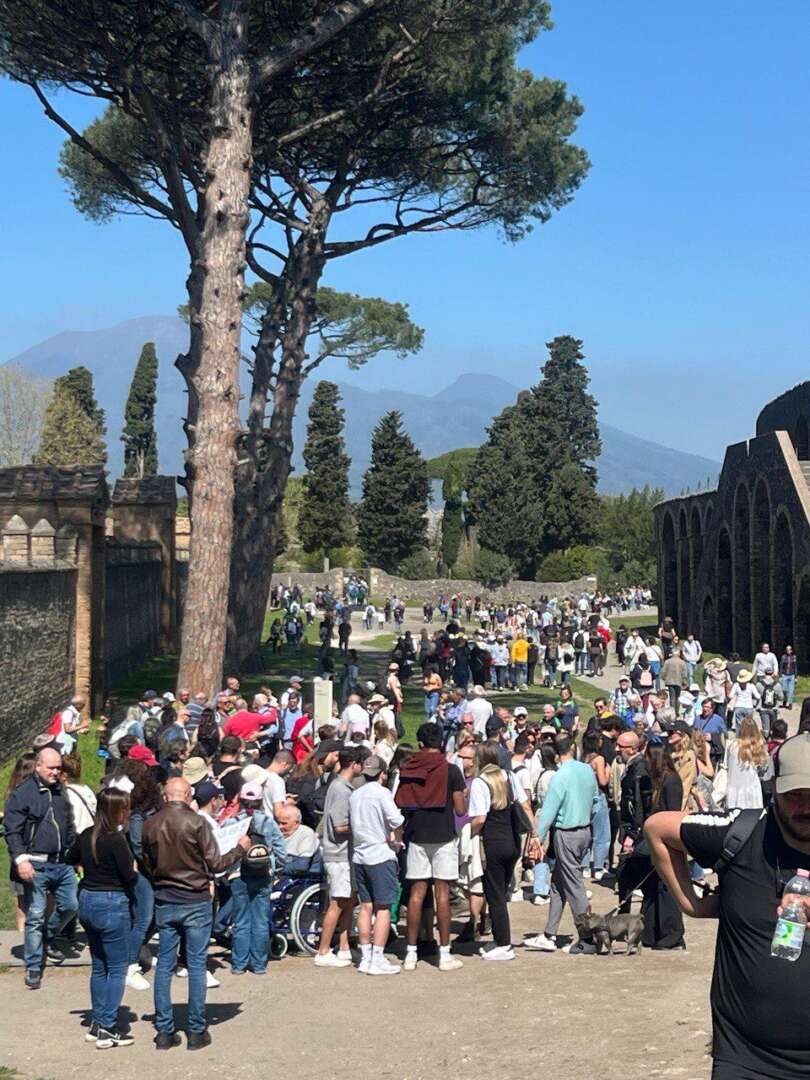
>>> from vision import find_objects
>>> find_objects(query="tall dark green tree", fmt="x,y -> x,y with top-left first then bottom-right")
358,411 -> 429,573
34,365 -> 107,468
122,342 -> 159,478
440,462 -> 465,573
298,381 -> 353,557
467,336 -> 600,577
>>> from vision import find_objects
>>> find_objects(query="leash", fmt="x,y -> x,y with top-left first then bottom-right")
598,867 -> 658,919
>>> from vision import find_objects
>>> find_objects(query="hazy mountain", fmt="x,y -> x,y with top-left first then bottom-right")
4,316 -> 719,496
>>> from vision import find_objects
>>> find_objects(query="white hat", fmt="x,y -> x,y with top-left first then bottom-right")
513,706 -> 528,718
163,691 -> 176,703
678,691 -> 695,708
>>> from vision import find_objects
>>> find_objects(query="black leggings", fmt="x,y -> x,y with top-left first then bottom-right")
482,838 -> 519,947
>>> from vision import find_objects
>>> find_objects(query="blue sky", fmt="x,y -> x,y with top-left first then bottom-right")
1,0 -> 808,459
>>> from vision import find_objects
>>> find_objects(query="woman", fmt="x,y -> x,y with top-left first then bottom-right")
658,617 -> 677,659
290,706 -> 315,764
341,649 -> 360,704
468,741 -> 539,960
630,653 -> 655,708
372,719 -> 397,766
68,785 -> 138,1048
61,753 -> 97,835
726,717 -> 772,809
690,728 -> 715,805
386,662 -> 404,714
5,753 -> 36,931
285,751 -> 323,829
531,744 -> 558,905
727,669 -> 761,733
122,759 -> 162,990
422,663 -> 443,718
579,731 -> 611,881
558,637 -> 575,689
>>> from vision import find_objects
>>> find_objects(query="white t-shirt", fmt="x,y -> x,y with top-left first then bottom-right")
468,771 -> 525,817
512,763 -> 532,801
341,702 -> 370,735
284,824 -> 320,858
467,697 -> 493,737
262,771 -> 287,815
349,781 -> 404,865
56,705 -> 80,754
377,705 -> 397,732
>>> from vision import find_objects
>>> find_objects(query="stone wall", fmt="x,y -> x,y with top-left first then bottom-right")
104,544 -> 162,687
0,566 -> 76,754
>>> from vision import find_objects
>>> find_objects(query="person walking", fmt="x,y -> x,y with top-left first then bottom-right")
3,746 -> 78,989
141,778 -> 251,1050
525,735 -> 597,955
68,784 -> 138,1048
780,644 -> 798,708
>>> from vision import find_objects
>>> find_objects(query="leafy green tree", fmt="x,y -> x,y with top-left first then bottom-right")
399,549 -> 437,580
598,486 -> 662,586
358,411 -> 430,572
122,342 -> 159,478
34,383 -> 106,468
440,463 -> 465,573
298,381 -> 353,557
472,549 -> 514,589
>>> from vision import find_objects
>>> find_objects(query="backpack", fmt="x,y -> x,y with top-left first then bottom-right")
48,711 -> 63,737
639,668 -> 654,688
761,687 -> 777,709
242,839 -> 272,877
712,808 -> 766,873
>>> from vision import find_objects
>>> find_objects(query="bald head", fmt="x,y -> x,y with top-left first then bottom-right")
277,804 -> 302,837
164,777 -> 192,804
35,747 -> 63,786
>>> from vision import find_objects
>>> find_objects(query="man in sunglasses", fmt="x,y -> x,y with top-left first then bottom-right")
645,733 -> 810,1080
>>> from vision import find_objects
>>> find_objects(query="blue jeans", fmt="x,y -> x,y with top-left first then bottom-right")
78,889 -> 130,1030
733,707 -> 753,733
22,861 -> 78,971
154,900 -> 213,1034
492,666 -> 507,689
575,652 -> 587,675
782,674 -> 796,707
513,662 -> 528,687
533,861 -> 551,897
424,691 -> 439,717
129,872 -> 154,965
686,661 -> 697,684
230,876 -> 270,973
581,794 -> 610,872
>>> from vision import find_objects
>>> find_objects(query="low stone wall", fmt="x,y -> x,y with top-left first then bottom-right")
0,566 -> 76,753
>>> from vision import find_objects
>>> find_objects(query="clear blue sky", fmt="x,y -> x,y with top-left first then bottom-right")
1,1 -> 808,459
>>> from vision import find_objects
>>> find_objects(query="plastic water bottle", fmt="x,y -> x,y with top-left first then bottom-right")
771,868 -> 810,961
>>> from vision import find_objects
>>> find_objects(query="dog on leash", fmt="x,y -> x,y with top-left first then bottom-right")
574,911 -> 645,955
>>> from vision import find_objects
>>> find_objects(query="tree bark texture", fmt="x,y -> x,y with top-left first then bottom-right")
177,1 -> 253,696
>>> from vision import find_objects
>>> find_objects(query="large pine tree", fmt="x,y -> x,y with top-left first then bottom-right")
297,381 -> 353,557
358,411 -> 430,573
35,365 -> 107,468
467,335 -> 600,577
122,342 -> 159,477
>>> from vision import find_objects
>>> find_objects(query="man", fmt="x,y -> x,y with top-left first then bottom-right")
368,693 -> 396,733
661,648 -> 689,710
3,747 -> 78,989
395,724 -> 466,972
277,804 -> 321,872
753,641 -> 779,681
541,702 -> 562,733
510,632 -> 529,690
185,691 -> 207,733
157,707 -> 191,766
340,692 -> 371,741
758,675 -> 784,738
349,755 -> 404,975
681,634 -> 703,683
609,676 -> 634,726
645,733 -> 810,1080
338,615 -> 352,656
279,691 -> 304,749
53,695 -> 89,755
467,685 -> 493,737
614,730 -> 649,907
142,778 -> 250,1050
486,712 -> 513,769
315,747 -> 363,968
622,627 -> 646,672
490,636 -> 509,690
280,675 -> 304,708
262,750 -> 294,821
525,735 -> 598,954
220,698 -> 262,741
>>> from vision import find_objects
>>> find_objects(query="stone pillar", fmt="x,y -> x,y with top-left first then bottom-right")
111,477 -> 178,651
30,519 -> 56,562
2,514 -> 30,563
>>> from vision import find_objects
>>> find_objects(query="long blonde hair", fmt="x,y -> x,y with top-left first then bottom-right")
475,741 -> 508,810
736,717 -> 768,768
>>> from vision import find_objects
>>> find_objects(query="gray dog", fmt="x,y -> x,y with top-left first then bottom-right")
574,911 -> 645,955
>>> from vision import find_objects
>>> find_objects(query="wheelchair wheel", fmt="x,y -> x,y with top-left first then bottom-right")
289,882 -> 324,955
269,933 -> 288,960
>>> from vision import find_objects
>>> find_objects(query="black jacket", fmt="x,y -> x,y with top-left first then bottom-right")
4,774 -> 76,880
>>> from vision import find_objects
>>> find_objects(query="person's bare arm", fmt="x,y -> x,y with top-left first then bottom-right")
469,813 -> 486,837
644,812 -> 718,919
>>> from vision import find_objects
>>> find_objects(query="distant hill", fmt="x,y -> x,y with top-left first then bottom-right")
4,317 -> 719,496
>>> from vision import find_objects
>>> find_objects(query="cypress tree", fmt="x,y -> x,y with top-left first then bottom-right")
122,342 -> 159,477
440,463 -> 465,573
34,383 -> 106,467
358,410 -> 430,573
297,381 -> 353,556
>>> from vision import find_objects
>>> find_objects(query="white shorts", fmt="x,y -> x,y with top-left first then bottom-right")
405,839 -> 459,881
325,861 -> 353,899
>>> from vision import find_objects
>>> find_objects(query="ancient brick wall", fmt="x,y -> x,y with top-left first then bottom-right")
104,546 -> 162,687
0,567 -> 76,753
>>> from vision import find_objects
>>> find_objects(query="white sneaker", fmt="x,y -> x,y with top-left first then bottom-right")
206,970 -> 220,989
403,952 -> 418,972
582,868 -> 591,879
524,933 -> 557,952
358,957 -> 371,974
125,964 -> 150,991
368,957 -> 400,976
175,967 -> 188,978
532,895 -> 550,906
439,954 -> 464,972
509,891 -> 524,903
336,949 -> 353,962
586,890 -> 593,900
479,945 -> 515,961
313,952 -> 352,968
593,869 -> 606,882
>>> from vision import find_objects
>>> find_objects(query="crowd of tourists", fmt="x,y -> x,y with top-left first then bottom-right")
3,585 -> 810,1078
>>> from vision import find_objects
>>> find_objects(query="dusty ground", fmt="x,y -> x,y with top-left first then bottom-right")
0,885 -> 716,1080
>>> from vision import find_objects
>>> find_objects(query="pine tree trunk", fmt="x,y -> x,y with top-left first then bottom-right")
177,2 -> 253,696
226,213 -> 328,669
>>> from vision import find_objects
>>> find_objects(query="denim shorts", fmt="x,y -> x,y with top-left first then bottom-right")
354,859 -> 399,906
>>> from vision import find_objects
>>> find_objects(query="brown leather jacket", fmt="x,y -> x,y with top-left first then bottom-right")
141,801 -> 242,894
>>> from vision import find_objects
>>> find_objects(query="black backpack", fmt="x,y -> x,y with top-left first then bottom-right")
712,808 -> 766,873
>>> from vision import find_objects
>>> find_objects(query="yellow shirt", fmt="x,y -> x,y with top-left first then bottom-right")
511,639 -> 529,663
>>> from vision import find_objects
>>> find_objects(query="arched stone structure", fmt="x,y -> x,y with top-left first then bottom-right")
678,507 -> 691,631
717,526 -> 733,655
733,485 -> 752,657
772,513 -> 794,652
794,415 -> 810,461
661,512 -> 678,625
752,480 -> 772,646
702,593 -> 715,645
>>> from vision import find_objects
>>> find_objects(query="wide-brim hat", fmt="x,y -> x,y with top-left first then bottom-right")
182,758 -> 209,785
737,669 -> 753,684
706,657 -> 727,672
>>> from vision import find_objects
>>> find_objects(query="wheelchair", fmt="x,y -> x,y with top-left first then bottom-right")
267,861 -> 325,960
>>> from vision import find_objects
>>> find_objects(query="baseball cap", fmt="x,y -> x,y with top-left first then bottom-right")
689,683 -> 700,693
163,691 -> 176,703
775,734 -> 810,794
290,675 -> 303,684
143,690 -> 158,701
619,674 -> 630,682
128,744 -> 158,767
664,720 -> 692,736
313,738 -> 344,761
194,780 -> 223,805
486,716 -> 506,736
513,706 -> 528,718
361,754 -> 387,778
240,781 -> 264,801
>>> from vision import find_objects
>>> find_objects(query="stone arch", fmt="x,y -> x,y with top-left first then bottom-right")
752,480 -> 772,646
794,415 -> 810,460
702,593 -> 715,646
661,511 -> 679,625
733,485 -> 752,657
796,574 -> 810,671
678,507 -> 691,631
691,505 -> 704,580
717,525 -> 733,654
772,513 -> 795,654
705,502 -> 714,535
